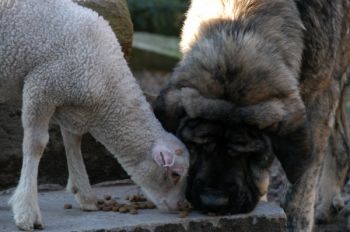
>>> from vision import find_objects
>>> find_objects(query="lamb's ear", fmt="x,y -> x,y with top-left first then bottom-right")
153,87 -> 186,133
269,121 -> 313,184
152,145 -> 186,184
152,145 -> 175,168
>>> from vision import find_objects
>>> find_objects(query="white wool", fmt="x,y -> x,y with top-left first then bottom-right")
1,0 -> 189,230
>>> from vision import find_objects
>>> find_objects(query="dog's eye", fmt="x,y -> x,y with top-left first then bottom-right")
171,171 -> 181,185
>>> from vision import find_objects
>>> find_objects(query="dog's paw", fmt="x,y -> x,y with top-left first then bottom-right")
332,195 -> 345,213
315,195 -> 344,224
315,209 -> 331,224
181,87 -> 203,118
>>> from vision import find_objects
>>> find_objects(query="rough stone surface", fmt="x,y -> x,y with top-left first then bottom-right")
0,185 -> 287,232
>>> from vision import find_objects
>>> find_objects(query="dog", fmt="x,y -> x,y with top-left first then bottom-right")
153,0 -> 350,231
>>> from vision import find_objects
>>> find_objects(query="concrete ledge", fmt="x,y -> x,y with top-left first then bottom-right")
0,185 -> 286,232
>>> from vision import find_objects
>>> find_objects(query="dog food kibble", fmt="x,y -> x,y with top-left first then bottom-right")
178,201 -> 192,211
126,194 -> 147,202
95,193 -> 159,214
97,199 -> 105,205
129,209 -> 138,214
104,195 -> 112,201
103,206 -> 112,211
179,211 -> 188,218
118,206 -> 129,213
64,204 -> 72,209
145,201 -> 156,209
109,200 -> 118,206
112,206 -> 120,212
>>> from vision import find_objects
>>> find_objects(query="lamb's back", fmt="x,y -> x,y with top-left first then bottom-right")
0,0 -> 121,101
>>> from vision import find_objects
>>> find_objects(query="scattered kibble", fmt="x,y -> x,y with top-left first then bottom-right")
103,206 -> 112,211
104,195 -> 112,201
118,206 -> 129,213
63,204 -> 72,209
97,199 -> 104,205
179,211 -> 189,218
129,209 -> 138,214
112,206 -> 120,212
145,201 -> 156,209
109,200 -> 118,206
95,194 -> 160,215
126,194 -> 147,203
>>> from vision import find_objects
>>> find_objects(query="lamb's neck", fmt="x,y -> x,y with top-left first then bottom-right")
90,80 -> 164,176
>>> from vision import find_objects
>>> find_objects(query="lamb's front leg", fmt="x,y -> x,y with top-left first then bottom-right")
61,128 -> 97,211
9,117 -> 52,230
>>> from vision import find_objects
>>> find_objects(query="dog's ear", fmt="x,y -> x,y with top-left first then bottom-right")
153,87 -> 186,133
269,121 -> 313,184
178,118 -> 224,144
144,91 -> 158,105
176,89 -> 313,184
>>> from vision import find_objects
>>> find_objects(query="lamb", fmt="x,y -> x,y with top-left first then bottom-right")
0,0 -> 189,230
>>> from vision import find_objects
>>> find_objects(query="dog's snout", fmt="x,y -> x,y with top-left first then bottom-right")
199,189 -> 229,212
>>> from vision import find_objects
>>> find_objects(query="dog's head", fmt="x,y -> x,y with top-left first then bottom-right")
178,118 -> 273,213
152,19 -> 311,213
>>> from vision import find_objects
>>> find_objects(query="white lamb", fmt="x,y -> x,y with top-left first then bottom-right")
0,0 -> 190,230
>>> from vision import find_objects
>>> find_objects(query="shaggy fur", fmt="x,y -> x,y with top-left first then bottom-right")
154,0 -> 350,231
0,0 -> 189,230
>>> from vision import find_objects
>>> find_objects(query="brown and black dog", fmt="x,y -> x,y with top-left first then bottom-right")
153,0 -> 350,231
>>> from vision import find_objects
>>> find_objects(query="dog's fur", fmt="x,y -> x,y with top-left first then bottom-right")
154,0 -> 350,231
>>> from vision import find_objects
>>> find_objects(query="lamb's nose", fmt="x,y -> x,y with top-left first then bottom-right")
199,188 -> 229,212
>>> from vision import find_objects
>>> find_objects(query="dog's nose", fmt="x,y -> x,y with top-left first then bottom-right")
199,188 -> 229,212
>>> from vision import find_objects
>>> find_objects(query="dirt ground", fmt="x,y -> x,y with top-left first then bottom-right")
135,70 -> 350,232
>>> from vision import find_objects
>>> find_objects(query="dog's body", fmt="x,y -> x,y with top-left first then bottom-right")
154,0 -> 350,231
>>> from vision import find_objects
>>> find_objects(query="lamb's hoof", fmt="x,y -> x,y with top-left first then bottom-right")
13,206 -> 44,231
34,223 -> 44,230
16,221 -> 44,231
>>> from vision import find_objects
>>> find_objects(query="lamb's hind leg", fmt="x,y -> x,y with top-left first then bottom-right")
9,101 -> 54,231
61,128 -> 97,211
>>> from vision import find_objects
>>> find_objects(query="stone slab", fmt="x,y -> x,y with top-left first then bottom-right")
0,185 -> 286,232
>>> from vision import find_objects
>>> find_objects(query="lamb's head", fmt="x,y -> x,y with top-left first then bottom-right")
135,132 -> 190,212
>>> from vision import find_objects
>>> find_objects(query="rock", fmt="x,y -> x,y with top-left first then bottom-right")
74,0 -> 133,59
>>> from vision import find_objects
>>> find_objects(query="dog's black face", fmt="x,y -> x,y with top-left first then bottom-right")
179,119 -> 274,214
